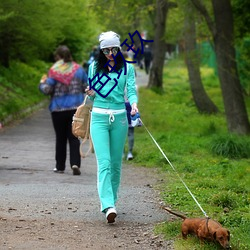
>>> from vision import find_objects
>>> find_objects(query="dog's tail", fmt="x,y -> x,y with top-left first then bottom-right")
162,206 -> 187,220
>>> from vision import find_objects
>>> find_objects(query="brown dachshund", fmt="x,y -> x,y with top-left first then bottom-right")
162,207 -> 231,249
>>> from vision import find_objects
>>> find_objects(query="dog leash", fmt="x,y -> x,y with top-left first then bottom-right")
139,118 -> 209,218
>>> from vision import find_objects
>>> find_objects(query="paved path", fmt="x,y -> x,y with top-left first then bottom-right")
0,71 -> 174,249
0,68 -> 153,224
135,68 -> 149,87
0,106 -> 164,224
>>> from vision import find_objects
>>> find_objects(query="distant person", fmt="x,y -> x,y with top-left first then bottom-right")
87,46 -> 99,70
82,60 -> 89,73
144,44 -> 152,74
122,51 -> 137,160
127,44 -> 135,61
125,101 -> 135,160
136,45 -> 144,69
39,45 -> 88,175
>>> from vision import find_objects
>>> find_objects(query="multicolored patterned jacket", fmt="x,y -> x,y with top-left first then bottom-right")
39,60 -> 88,112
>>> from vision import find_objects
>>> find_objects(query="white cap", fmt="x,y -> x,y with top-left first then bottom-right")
99,31 -> 120,49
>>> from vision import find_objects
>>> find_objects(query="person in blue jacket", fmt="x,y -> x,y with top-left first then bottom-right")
39,45 -> 87,175
85,31 -> 138,223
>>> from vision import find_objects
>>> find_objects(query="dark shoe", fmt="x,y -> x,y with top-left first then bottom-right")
53,168 -> 64,173
105,207 -> 117,223
72,165 -> 81,175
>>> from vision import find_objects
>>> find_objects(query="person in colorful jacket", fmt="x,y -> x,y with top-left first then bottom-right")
39,45 -> 87,175
85,31 -> 138,223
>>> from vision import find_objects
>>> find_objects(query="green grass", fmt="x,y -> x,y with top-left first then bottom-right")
0,60 -> 50,123
129,58 -> 250,250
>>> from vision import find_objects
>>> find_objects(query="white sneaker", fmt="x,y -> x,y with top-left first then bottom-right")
105,207 -> 117,223
127,152 -> 133,160
53,168 -> 64,173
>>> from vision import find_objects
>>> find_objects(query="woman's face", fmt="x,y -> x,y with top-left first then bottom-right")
102,47 -> 119,61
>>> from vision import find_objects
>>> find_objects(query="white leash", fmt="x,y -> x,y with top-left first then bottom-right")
139,118 -> 209,218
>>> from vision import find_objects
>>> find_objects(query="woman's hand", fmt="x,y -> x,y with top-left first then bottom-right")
131,103 -> 138,116
40,74 -> 47,84
85,86 -> 96,97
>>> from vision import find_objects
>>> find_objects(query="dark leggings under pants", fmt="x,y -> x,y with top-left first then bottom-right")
51,110 -> 80,171
127,127 -> 134,152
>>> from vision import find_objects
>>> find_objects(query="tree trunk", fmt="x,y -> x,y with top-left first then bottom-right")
184,4 -> 218,114
191,0 -> 250,134
148,0 -> 168,89
212,0 -> 250,134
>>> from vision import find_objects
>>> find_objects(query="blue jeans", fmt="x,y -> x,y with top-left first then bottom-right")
90,111 -> 128,212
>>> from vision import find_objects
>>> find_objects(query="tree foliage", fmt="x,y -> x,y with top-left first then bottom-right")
232,0 -> 250,39
92,0 -> 155,42
164,2 -> 184,44
232,0 -> 250,95
0,0 -> 99,67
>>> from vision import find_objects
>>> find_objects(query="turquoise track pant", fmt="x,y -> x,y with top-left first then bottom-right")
90,111 -> 128,212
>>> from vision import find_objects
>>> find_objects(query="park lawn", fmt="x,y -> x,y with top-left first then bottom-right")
129,58 -> 250,250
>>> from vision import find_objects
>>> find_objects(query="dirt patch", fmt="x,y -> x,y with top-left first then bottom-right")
0,216 -> 174,250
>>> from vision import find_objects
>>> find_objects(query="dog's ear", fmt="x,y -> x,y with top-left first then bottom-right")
213,231 -> 217,240
227,230 -> 230,240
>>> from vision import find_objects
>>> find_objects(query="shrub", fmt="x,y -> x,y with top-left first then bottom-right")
210,191 -> 237,209
210,135 -> 250,159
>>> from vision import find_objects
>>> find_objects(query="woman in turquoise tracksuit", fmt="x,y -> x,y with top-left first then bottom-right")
86,31 -> 138,223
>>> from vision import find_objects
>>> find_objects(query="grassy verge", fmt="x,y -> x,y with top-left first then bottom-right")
129,58 -> 250,250
0,60 -> 50,125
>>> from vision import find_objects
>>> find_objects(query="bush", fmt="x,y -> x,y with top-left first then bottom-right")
0,60 -> 48,123
210,135 -> 250,159
210,191 -> 237,209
